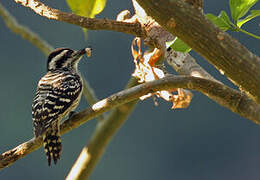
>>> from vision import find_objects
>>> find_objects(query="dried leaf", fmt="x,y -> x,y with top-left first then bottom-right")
131,37 -> 193,109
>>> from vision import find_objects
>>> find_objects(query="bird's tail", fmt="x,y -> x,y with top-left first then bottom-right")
43,128 -> 62,166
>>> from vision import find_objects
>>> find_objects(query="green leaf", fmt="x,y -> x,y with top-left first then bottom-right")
229,0 -> 258,23
167,38 -> 192,53
237,10 -> 260,27
66,0 -> 106,18
219,11 -> 233,26
206,11 -> 232,31
66,0 -> 107,36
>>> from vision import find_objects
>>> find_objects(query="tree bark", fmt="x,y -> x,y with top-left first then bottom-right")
136,0 -> 260,105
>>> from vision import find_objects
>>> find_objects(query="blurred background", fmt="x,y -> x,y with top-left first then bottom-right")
1,0 -> 260,179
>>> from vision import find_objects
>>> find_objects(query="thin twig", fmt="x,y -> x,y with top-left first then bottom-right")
13,0 -> 145,37
66,77 -> 139,180
1,75 -> 260,170
0,2 -> 53,56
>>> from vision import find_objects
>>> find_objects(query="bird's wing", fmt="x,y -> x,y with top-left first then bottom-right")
32,71 -> 82,137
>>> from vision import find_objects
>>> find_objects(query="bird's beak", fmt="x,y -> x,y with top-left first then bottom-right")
74,47 -> 92,58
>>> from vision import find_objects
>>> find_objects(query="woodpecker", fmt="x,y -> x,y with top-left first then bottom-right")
32,47 -> 91,166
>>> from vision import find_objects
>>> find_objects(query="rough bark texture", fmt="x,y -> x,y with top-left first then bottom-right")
136,0 -> 260,105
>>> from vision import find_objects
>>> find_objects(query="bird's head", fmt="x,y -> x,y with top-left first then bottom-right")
47,47 -> 91,71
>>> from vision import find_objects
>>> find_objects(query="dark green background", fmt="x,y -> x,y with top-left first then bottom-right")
1,1 -> 260,179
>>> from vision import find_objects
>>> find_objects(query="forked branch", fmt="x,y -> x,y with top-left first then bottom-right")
136,0 -> 260,105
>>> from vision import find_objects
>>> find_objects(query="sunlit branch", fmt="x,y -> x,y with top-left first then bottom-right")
1,75 -> 260,170
14,0 -> 145,37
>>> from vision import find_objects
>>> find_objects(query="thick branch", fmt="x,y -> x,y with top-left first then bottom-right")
184,0 -> 203,9
1,75 -> 259,170
166,50 -> 220,82
131,0 -> 219,83
136,0 -> 260,105
13,0 -> 145,37
0,2 -> 53,56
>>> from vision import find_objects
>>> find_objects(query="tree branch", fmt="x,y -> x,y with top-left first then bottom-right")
0,2 -> 53,56
166,50 -> 221,82
185,0 -> 203,9
131,0 -> 221,84
136,0 -> 260,105
13,0 -> 145,37
1,75 -> 260,170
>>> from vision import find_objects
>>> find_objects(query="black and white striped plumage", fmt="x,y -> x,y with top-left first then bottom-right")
32,48 -> 89,166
